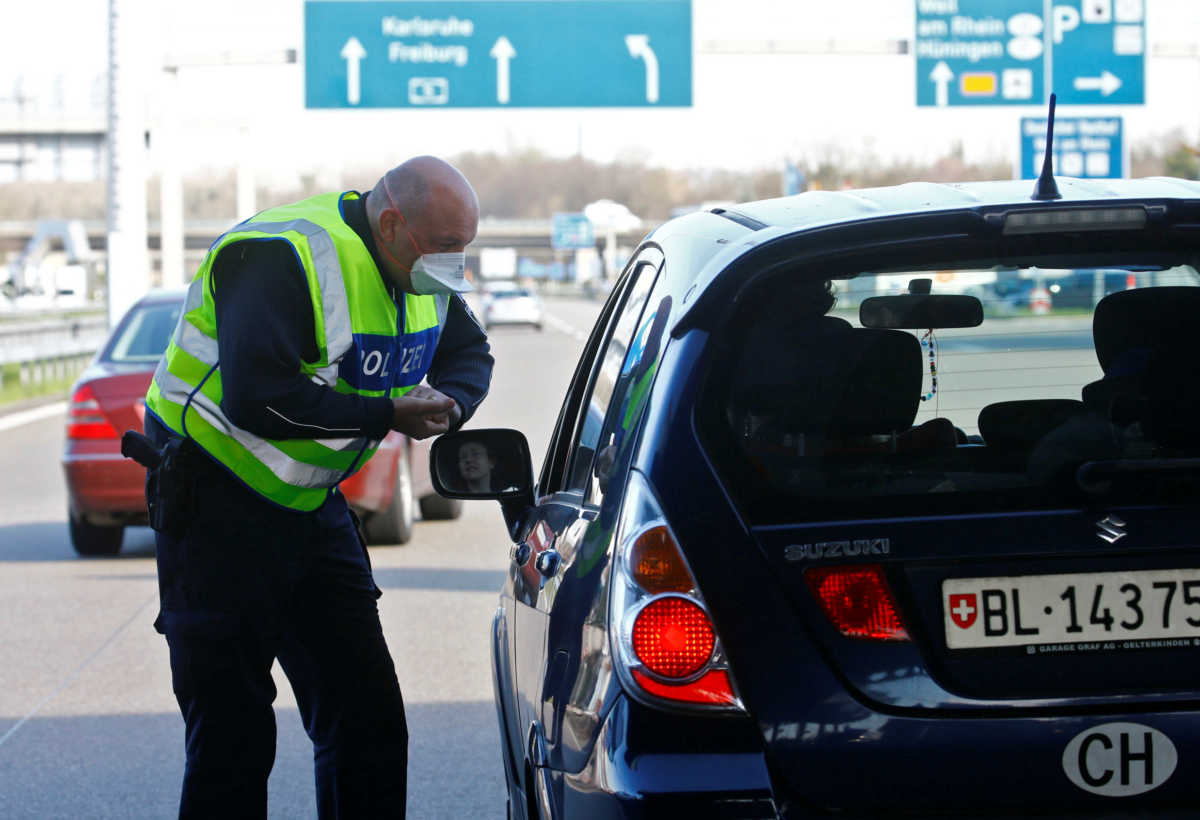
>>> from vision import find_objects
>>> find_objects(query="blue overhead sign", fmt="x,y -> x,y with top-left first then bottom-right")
305,1 -> 692,108
551,213 -> 595,250
1020,116 -> 1124,179
915,0 -> 1144,107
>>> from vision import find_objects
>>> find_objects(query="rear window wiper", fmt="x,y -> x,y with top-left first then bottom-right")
1076,458 -> 1200,494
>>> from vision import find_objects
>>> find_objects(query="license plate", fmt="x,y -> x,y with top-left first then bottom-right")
943,569 -> 1200,649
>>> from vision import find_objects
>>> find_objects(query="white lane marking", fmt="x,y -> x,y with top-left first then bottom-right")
0,594 -> 156,751
0,401 -> 67,433
542,313 -> 589,343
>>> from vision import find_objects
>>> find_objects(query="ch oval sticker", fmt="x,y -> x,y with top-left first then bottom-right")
1062,722 -> 1177,797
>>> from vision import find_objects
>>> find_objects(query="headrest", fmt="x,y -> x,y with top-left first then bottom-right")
831,328 -> 922,436
1092,287 -> 1200,375
731,320 -> 920,439
978,399 -> 1086,451
732,314 -> 851,404
1087,287 -> 1200,447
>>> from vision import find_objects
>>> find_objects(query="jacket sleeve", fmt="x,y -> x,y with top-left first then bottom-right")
212,239 -> 394,441
426,293 -> 494,429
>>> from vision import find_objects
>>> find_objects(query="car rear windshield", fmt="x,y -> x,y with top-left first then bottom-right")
492,289 -> 532,299
697,264 -> 1200,525
103,301 -> 181,364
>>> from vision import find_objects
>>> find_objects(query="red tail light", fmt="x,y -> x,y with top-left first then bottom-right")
631,669 -> 738,706
67,384 -> 120,440
631,596 -> 715,678
805,564 -> 910,641
612,473 -> 745,712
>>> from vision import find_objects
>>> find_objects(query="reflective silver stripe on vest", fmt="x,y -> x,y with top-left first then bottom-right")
174,277 -> 219,361
435,293 -> 450,327
312,363 -> 340,389
155,368 -> 348,489
239,218 -> 354,364
313,435 -> 377,452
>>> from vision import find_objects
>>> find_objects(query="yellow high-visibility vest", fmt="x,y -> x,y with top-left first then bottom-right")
146,191 -> 448,511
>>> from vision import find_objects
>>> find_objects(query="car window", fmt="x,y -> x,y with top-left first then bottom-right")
536,266 -> 637,495
103,301 -> 182,364
699,264 -> 1200,524
564,259 -> 661,494
586,292 -> 674,506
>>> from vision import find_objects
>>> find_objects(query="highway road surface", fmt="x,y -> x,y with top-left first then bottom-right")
0,295 -> 601,820
0,293 -> 1101,818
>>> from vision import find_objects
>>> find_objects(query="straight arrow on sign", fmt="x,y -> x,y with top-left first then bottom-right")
625,34 -> 659,104
340,37 -> 366,105
490,36 -> 516,104
930,60 -> 953,107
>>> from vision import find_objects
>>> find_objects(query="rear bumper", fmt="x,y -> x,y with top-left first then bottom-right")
548,694 -> 779,819
62,454 -> 148,520
761,705 -> 1200,817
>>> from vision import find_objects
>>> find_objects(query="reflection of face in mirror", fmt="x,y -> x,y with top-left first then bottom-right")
434,429 -> 529,498
457,440 -> 496,492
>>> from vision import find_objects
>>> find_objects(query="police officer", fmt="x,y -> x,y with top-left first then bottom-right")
142,156 -> 493,819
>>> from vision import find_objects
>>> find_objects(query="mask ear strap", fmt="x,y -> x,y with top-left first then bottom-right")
392,209 -> 426,258
376,225 -> 412,274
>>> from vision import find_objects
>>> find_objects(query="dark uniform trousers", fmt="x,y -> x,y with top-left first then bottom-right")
148,416 -> 408,819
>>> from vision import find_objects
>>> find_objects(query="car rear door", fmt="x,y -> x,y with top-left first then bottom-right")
510,249 -> 663,766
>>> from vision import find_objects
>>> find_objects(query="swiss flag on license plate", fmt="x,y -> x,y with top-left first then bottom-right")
948,593 -> 978,629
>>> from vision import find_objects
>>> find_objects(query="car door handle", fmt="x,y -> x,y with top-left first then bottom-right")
534,549 -> 560,577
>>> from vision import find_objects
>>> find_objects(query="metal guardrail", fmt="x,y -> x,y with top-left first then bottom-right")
0,310 -> 107,392
0,312 -> 108,366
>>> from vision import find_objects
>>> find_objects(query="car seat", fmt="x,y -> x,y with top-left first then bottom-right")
978,399 -> 1086,453
1082,287 -> 1200,449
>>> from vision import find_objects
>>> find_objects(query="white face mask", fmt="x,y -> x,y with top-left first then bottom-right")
409,252 -> 472,295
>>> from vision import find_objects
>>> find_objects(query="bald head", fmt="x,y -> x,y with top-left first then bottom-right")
368,155 -> 479,291
368,155 -> 477,225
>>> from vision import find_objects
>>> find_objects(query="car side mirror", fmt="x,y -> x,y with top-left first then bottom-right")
430,428 -> 536,541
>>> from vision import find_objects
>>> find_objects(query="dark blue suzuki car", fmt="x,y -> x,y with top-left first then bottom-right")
432,176 -> 1200,818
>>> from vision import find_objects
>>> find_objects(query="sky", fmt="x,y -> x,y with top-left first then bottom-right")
2,0 -> 1199,191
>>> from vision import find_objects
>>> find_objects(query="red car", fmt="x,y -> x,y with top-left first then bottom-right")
61,289 -> 459,556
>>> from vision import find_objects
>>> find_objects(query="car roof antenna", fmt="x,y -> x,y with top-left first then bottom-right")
1031,92 -> 1062,202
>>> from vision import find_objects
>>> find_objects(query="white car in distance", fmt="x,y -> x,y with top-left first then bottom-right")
481,281 -> 544,331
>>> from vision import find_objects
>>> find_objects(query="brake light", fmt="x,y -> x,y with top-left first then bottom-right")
67,384 -> 120,439
611,471 -> 745,712
1002,206 -> 1147,235
805,564 -> 910,641
631,596 -> 715,678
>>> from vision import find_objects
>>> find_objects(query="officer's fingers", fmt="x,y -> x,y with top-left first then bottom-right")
408,384 -> 451,404
394,395 -> 456,416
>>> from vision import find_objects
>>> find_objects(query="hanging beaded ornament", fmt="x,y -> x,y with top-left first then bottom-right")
920,329 -> 938,401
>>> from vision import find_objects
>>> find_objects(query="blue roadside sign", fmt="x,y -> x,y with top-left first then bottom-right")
305,0 -> 692,108
783,161 -> 806,196
1020,115 -> 1123,179
551,213 -> 595,250
915,0 -> 1144,107
1052,0 -> 1144,105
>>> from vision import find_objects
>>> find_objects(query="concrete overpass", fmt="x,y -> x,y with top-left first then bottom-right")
0,217 -> 651,284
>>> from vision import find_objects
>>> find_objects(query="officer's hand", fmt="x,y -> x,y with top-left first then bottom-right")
406,385 -> 461,427
391,387 -> 458,439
